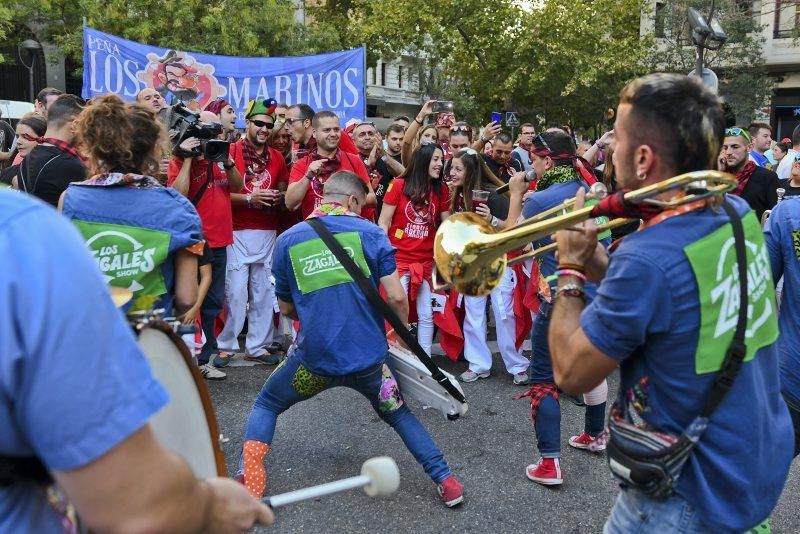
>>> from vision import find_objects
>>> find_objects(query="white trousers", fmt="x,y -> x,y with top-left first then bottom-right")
399,272 -> 434,355
217,229 -> 277,356
463,268 -> 529,375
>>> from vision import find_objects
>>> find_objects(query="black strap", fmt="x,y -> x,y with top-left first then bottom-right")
306,217 -> 466,404
190,160 -> 214,206
699,200 -> 749,418
0,456 -> 53,486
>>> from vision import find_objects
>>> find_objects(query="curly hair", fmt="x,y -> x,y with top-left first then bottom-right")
74,94 -> 166,177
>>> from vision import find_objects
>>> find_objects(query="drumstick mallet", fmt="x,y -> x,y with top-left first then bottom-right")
262,456 -> 400,508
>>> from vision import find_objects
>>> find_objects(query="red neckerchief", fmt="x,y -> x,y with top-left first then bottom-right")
23,135 -> 85,161
295,136 -> 318,160
241,137 -> 270,175
308,150 -> 342,197
530,145 -> 596,185
732,161 -> 756,197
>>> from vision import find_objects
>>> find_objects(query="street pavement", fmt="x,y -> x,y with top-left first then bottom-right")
207,351 -> 800,533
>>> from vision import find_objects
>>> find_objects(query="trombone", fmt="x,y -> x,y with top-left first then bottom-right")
433,170 -> 737,296
760,187 -> 786,227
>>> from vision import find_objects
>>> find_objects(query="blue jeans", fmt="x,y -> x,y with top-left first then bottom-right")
243,352 -> 452,483
200,246 -> 226,364
528,302 -> 560,457
604,490 -> 714,533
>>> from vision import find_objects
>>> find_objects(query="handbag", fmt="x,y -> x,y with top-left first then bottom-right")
606,199 -> 749,499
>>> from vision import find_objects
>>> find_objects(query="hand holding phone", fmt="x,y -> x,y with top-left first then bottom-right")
490,111 -> 502,125
433,101 -> 454,113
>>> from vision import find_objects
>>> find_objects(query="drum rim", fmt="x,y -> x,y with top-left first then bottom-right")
137,320 -> 228,477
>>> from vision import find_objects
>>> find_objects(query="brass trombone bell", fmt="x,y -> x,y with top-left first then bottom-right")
433,170 -> 737,296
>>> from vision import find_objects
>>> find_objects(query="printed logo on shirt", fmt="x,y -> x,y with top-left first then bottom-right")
793,230 -> 800,261
245,167 -> 272,192
289,231 -> 371,294
685,212 -> 779,374
73,220 -> 170,311
402,201 -> 435,239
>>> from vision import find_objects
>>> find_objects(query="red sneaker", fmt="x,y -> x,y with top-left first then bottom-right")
525,457 -> 563,485
437,475 -> 464,507
569,432 -> 607,452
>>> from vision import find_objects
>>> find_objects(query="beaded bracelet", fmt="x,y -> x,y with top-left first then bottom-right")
557,262 -> 585,273
556,269 -> 587,282
556,283 -> 586,301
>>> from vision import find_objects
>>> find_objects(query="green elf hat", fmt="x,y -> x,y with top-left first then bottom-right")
245,98 -> 278,119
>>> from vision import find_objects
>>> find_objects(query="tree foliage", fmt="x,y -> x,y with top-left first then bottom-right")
3,0 -> 342,65
648,0 -> 772,123
312,0 -> 649,131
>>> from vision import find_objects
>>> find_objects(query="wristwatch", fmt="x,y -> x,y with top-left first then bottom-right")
223,161 -> 235,170
246,193 -> 252,206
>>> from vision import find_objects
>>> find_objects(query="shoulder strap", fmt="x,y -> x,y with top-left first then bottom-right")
306,217 -> 466,404
0,455 -> 53,486
190,160 -> 214,206
699,199 -> 749,418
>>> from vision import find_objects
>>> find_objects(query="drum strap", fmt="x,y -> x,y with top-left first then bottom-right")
307,218 -> 467,405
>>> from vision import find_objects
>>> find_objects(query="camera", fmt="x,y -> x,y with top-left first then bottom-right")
167,103 -> 230,163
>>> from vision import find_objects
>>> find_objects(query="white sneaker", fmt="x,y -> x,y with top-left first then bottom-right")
201,363 -> 226,380
460,369 -> 490,382
513,372 -> 530,386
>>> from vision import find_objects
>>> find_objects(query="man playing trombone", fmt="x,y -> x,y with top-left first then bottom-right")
548,73 -> 792,533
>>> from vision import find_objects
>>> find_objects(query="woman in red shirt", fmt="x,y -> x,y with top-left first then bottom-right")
378,143 -> 450,355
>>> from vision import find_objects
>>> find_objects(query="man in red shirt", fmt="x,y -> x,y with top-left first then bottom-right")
214,100 -> 289,367
285,104 -> 359,160
286,110 -> 377,219
168,110 -> 243,369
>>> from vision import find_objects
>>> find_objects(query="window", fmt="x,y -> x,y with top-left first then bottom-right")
398,66 -> 403,88
655,2 -> 666,38
381,62 -> 386,87
774,0 -> 800,39
371,66 -> 376,85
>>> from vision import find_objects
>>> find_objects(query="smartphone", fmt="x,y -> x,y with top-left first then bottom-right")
432,100 -> 454,113
490,111 -> 502,125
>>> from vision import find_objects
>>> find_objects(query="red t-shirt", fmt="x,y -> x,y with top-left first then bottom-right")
383,179 -> 450,265
229,141 -> 289,231
289,150 -> 374,220
167,156 -> 234,248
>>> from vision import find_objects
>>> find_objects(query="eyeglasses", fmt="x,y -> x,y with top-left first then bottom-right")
250,119 -> 274,130
284,117 -> 306,125
534,133 -> 551,151
725,127 -> 752,143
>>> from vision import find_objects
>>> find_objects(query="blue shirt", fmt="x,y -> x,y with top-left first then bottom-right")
62,181 -> 203,313
764,197 -> 800,405
580,195 -> 791,532
522,179 -> 609,301
273,215 -> 397,375
0,191 -> 168,532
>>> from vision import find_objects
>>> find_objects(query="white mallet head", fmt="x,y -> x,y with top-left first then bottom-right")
360,456 -> 400,497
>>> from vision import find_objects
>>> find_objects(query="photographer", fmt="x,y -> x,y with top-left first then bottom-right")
168,110 -> 243,372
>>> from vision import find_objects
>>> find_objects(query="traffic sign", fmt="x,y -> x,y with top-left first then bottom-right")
505,111 -> 520,128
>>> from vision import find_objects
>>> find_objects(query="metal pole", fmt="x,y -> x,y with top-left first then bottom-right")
29,56 -> 35,103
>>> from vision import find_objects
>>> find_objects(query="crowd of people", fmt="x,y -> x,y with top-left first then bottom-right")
1,70 -> 799,533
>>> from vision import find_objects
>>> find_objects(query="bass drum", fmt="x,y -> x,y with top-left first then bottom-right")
135,321 -> 227,478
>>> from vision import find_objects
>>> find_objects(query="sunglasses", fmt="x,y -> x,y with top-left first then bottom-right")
450,126 -> 471,135
459,147 -> 478,156
725,127 -> 752,143
250,119 -> 274,130
355,121 -> 376,128
534,133 -> 552,151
